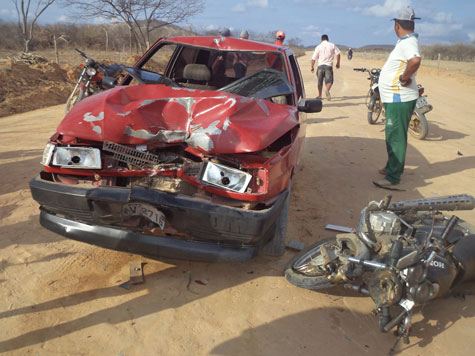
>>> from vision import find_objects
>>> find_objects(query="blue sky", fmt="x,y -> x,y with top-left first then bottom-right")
1,0 -> 475,47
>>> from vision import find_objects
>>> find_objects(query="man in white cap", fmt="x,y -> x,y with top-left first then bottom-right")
374,6 -> 421,188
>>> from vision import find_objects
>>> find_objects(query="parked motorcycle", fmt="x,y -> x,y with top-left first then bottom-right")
353,67 -> 433,140
285,194 -> 475,350
65,48 -> 121,113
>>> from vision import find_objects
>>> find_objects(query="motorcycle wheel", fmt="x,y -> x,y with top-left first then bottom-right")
262,188 -> 290,257
365,89 -> 372,107
409,112 -> 429,140
65,87 -> 85,114
367,93 -> 382,124
284,237 -> 339,290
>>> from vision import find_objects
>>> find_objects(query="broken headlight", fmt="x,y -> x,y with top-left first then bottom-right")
201,162 -> 251,193
47,146 -> 101,169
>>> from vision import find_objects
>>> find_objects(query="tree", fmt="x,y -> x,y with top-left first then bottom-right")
12,0 -> 56,52
64,0 -> 204,52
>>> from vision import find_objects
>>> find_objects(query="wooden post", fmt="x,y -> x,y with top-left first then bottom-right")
53,35 -> 59,64
437,53 -> 441,70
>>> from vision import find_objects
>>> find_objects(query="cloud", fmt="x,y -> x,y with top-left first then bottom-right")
232,0 -> 269,13
0,8 -> 15,18
468,33 -> 475,42
247,0 -> 269,8
58,15 -> 69,22
417,22 -> 463,38
232,4 -> 246,12
365,0 -> 410,18
205,24 -> 219,32
432,12 -> 453,23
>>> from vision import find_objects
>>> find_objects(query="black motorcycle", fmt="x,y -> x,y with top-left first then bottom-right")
285,194 -> 475,351
65,49 -> 121,113
353,67 -> 433,140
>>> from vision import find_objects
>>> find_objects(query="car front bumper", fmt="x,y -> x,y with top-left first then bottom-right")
29,175 -> 288,262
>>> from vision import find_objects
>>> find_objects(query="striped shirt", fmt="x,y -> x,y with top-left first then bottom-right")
379,33 -> 421,103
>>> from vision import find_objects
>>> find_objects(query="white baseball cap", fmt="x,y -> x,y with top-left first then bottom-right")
392,6 -> 421,21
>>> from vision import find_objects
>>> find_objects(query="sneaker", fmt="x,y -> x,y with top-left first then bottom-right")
325,88 -> 331,101
378,168 -> 387,175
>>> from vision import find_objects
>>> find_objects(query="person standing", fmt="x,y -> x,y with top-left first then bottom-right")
274,30 -> 285,46
240,29 -> 249,39
374,6 -> 422,188
310,34 -> 340,100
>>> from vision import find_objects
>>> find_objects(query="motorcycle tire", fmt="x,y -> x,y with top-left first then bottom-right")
367,93 -> 383,124
409,112 -> 429,140
365,89 -> 372,107
262,188 -> 290,257
65,87 -> 85,114
284,237 -> 339,290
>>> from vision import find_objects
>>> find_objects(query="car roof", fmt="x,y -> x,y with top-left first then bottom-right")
162,36 -> 288,52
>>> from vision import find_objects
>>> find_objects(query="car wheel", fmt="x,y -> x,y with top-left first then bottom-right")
262,189 -> 290,257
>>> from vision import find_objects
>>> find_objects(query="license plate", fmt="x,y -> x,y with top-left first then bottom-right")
122,203 -> 165,229
416,96 -> 429,108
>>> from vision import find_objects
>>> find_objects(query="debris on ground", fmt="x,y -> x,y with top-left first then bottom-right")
325,224 -> 354,233
286,240 -> 305,251
119,262 -> 145,289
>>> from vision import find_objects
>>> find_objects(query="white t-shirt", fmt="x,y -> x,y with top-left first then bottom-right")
312,41 -> 340,67
379,34 -> 421,103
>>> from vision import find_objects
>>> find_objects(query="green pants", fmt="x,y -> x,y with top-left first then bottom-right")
383,100 -> 417,184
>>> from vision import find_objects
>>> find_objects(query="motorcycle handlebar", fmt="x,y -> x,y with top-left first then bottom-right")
75,48 -> 88,59
353,68 -> 367,72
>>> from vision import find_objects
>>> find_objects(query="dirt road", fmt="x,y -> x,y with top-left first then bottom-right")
1,52 -> 474,356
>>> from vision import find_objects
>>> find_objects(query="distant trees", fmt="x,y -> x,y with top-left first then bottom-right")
11,0 -> 57,52
422,43 -> 475,61
64,0 -> 204,52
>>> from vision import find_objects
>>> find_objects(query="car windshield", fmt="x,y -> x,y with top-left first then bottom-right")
218,68 -> 294,99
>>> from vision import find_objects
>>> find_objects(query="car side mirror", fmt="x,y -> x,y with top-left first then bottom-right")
102,76 -> 118,90
298,98 -> 322,113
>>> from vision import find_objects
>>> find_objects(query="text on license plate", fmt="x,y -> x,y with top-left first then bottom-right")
122,203 -> 165,229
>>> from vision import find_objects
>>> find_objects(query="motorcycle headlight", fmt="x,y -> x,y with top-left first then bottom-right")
86,67 -> 97,76
201,162 -> 251,193
51,146 -> 101,169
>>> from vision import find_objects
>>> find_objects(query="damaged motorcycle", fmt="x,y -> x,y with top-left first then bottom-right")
285,194 -> 475,350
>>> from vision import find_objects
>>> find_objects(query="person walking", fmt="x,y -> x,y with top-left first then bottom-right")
310,34 -> 340,100
240,29 -> 249,39
374,6 -> 422,188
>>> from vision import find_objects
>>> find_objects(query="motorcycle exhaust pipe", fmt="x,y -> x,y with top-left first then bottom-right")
390,194 -> 475,213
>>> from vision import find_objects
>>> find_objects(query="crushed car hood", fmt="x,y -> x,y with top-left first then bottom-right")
57,85 -> 299,154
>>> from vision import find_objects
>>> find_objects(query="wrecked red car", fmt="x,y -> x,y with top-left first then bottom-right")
29,36 -> 322,262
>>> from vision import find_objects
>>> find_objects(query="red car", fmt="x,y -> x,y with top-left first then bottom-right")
30,36 -> 322,262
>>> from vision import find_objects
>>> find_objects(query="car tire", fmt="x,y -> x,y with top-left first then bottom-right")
262,189 -> 290,257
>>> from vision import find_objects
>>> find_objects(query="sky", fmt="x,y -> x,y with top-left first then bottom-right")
1,0 -> 475,47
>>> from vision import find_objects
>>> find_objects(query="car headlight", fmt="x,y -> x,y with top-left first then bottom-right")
86,67 -> 97,76
50,146 -> 102,169
201,162 -> 252,193
41,143 -> 55,165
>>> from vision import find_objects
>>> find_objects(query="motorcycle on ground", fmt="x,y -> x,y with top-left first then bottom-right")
65,48 -> 121,113
353,67 -> 433,140
285,194 -> 475,351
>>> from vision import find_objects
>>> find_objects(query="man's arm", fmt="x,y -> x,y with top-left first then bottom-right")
311,59 -> 316,73
335,54 -> 340,69
399,56 -> 421,87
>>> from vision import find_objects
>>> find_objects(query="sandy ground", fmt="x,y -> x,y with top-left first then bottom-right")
1,51 -> 475,356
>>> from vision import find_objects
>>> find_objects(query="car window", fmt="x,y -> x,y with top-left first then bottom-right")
140,43 -> 178,74
288,55 -> 304,100
219,68 -> 294,103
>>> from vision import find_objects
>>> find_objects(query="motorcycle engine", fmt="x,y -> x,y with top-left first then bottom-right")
369,212 -> 401,252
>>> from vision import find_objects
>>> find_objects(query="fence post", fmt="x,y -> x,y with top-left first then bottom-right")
437,53 -> 440,70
